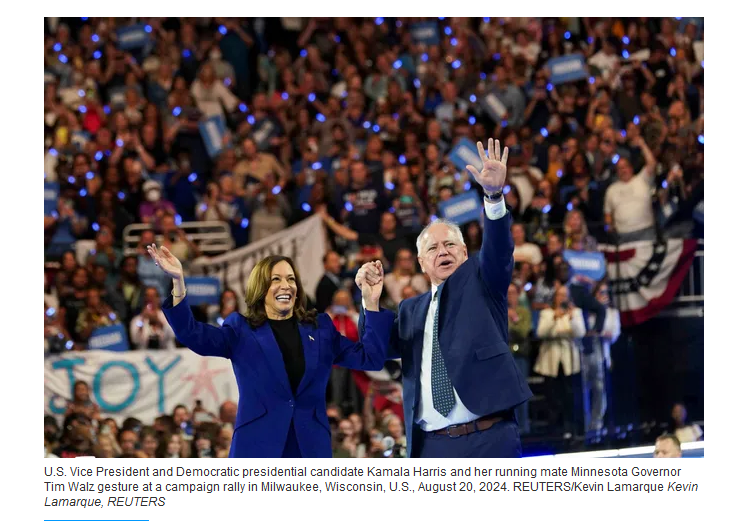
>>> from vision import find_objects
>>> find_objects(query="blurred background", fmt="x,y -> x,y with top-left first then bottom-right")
43,16 -> 704,459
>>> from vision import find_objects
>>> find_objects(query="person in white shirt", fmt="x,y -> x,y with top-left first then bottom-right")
588,37 -> 621,82
129,286 -> 176,350
357,139 -> 532,458
604,136 -> 658,242
535,286 -> 586,438
511,223 -> 543,265
190,62 -> 240,120
671,403 -> 703,443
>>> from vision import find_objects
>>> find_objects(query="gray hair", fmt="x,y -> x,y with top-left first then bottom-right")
415,218 -> 465,256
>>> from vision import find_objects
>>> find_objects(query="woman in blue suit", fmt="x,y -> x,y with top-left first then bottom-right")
146,244 -> 392,458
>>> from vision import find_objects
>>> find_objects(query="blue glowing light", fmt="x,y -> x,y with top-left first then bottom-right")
188,173 -> 198,182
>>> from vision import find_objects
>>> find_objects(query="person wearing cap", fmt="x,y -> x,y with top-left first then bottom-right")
139,179 -> 176,229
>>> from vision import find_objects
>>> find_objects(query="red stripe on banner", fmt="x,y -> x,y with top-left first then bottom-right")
603,248 -> 636,263
351,371 -> 404,422
619,239 -> 699,327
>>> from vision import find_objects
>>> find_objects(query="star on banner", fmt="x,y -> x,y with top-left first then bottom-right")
181,359 -> 228,405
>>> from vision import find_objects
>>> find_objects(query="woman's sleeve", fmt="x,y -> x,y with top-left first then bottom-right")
329,310 -> 395,371
535,309 -> 554,338
162,296 -> 238,359
570,309 -> 587,338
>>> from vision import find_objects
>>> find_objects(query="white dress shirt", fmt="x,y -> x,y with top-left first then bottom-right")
416,197 -> 506,430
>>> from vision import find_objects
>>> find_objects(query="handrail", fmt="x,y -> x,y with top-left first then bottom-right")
122,221 -> 234,257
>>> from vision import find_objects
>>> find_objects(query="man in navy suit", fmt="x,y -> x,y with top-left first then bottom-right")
358,138 -> 532,458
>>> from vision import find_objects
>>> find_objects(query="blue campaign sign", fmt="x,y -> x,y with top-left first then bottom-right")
185,277 -> 221,306
199,115 -> 226,158
411,22 -> 440,45
438,192 -> 483,226
88,324 -> 130,352
563,250 -> 606,281
448,137 -> 483,173
547,54 -> 588,85
44,182 -> 59,216
251,117 -> 280,150
116,24 -> 150,50
479,92 -> 508,122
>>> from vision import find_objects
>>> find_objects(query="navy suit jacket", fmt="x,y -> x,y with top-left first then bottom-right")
362,210 -> 532,457
163,297 -> 394,458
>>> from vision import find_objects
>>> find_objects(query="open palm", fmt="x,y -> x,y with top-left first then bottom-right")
466,138 -> 509,194
146,243 -> 184,279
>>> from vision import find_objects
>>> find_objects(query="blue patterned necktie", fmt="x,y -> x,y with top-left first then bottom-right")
431,286 -> 456,417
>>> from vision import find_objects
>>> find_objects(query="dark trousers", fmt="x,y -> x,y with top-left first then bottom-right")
281,420 -> 302,458
414,419 -> 521,458
545,374 -> 577,436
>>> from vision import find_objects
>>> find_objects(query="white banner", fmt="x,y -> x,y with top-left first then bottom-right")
44,350 -> 236,423
192,215 -> 326,308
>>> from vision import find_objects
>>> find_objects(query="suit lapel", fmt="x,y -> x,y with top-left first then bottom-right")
252,323 -> 293,398
296,324 -> 319,395
411,293 -> 431,409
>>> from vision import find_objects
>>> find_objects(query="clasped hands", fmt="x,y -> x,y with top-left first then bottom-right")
355,260 -> 384,312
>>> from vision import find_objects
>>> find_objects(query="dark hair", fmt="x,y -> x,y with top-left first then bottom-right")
121,417 -> 142,432
139,426 -> 158,446
656,433 -> 681,449
243,255 -> 318,328
218,288 -> 238,313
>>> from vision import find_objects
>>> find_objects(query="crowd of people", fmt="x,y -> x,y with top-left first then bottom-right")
44,17 -> 704,456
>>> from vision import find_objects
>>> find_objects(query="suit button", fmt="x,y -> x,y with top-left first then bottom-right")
288,399 -> 294,407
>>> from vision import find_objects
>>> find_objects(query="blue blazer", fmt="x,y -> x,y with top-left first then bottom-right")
362,210 -> 532,457
163,297 -> 395,458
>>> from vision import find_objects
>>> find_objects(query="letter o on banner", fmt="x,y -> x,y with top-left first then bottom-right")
93,361 -> 140,413
48,394 -> 67,415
